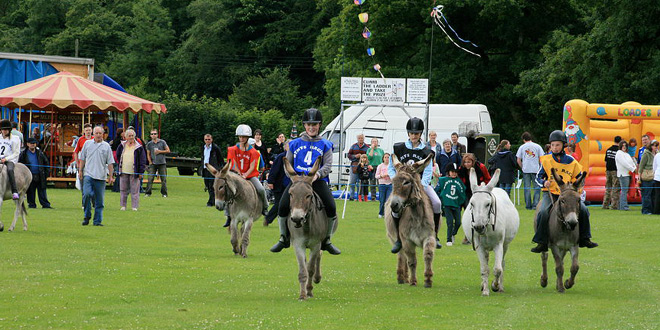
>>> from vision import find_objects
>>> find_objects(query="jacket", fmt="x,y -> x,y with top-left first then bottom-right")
615,150 -> 636,177
458,162 -> 491,198
604,145 -> 619,171
18,148 -> 49,189
435,176 -> 466,208
116,141 -> 148,177
347,142 -> 369,172
200,143 -> 225,174
436,148 -> 462,176
267,152 -> 290,192
488,150 -> 519,184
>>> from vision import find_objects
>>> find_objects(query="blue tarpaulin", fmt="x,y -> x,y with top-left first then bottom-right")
0,59 -> 59,120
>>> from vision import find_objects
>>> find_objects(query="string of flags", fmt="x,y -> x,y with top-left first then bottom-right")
431,5 -> 482,58
354,0 -> 384,78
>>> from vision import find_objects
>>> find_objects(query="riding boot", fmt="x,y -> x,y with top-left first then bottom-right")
531,207 -> 550,253
391,212 -> 402,254
270,216 -> 290,252
222,216 -> 231,228
433,213 -> 442,249
261,190 -> 269,216
321,216 -> 341,255
578,203 -> 598,248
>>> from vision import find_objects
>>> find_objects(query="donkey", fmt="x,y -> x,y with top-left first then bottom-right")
461,168 -> 519,296
206,162 -> 263,258
283,156 -> 336,300
536,168 -> 587,293
384,154 -> 435,288
0,163 -> 32,232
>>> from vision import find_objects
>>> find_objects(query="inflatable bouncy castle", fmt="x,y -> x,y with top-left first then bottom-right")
563,100 -> 660,203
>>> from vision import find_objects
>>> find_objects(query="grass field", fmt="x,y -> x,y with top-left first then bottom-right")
1,172 -> 659,329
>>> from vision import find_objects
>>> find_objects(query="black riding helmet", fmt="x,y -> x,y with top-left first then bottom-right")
0,119 -> 11,130
406,117 -> 424,134
549,130 -> 567,144
444,162 -> 459,174
302,108 -> 322,124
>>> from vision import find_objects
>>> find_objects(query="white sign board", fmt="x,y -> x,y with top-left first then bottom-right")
340,77 -> 362,102
406,79 -> 428,103
362,78 -> 406,105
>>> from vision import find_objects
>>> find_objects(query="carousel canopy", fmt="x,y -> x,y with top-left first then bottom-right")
0,71 -> 166,114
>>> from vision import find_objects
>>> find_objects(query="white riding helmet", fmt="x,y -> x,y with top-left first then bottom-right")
235,124 -> 252,137
248,138 -> 256,145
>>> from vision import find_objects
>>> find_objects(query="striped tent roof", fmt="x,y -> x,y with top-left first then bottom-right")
0,71 -> 166,113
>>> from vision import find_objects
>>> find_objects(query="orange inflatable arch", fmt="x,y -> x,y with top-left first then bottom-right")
563,100 -> 660,203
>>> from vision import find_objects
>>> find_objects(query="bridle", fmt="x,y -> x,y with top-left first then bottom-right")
470,190 -> 497,251
217,177 -> 235,206
550,192 -> 574,231
290,181 -> 323,228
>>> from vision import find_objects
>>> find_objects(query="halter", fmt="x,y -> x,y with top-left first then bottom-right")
470,190 -> 497,251
217,178 -> 235,206
550,192 -> 572,231
290,181 -> 324,228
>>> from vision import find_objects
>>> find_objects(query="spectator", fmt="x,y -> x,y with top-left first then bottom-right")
451,132 -> 466,156
19,138 -> 52,208
347,134 -> 369,201
638,135 -> 650,163
565,143 -> 576,158
435,163 -> 466,246
201,134 -> 225,207
11,121 -> 24,151
457,152 -> 491,245
253,129 -> 269,170
615,140 -> 636,211
516,132 -> 545,209
603,136 -> 622,209
367,138 -> 384,201
110,128 -> 124,193
487,139 -> 519,196
78,126 -> 115,226
638,140 -> 657,215
265,139 -> 291,224
375,153 -> 392,218
31,127 -> 41,142
427,131 -> 440,155
436,139 -> 461,177
116,129 -> 147,211
653,141 -> 660,214
627,138 -> 638,160
270,133 -> 285,165
544,143 -> 551,154
356,154 -> 371,201
145,129 -> 170,198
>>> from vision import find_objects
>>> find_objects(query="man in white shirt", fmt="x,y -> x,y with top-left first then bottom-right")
78,126 -> 115,226
516,132 -> 545,210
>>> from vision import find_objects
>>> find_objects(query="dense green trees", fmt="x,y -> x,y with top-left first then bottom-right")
0,0 -> 657,155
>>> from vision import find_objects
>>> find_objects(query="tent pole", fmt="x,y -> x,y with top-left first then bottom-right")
18,106 -> 21,125
141,111 -> 145,142
158,113 -> 161,138
50,109 -> 54,177
29,107 -> 32,133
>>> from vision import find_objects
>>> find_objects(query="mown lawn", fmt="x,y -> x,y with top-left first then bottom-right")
1,172 -> 658,329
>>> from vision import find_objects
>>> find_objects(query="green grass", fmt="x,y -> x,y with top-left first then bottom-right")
1,173 -> 659,329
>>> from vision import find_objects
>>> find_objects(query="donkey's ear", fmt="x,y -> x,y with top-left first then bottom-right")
283,157 -> 298,178
486,169 -> 500,190
413,153 -> 434,174
391,154 -> 403,172
219,161 -> 230,176
469,167 -> 478,192
551,168 -> 565,186
573,171 -> 587,190
226,178 -> 236,196
206,163 -> 219,176
307,156 -> 322,178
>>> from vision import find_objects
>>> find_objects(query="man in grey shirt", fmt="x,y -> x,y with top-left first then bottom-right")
78,126 -> 115,226
516,132 -> 545,210
145,129 -> 170,197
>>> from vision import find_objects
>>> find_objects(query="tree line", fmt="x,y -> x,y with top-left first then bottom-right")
0,0 -> 657,155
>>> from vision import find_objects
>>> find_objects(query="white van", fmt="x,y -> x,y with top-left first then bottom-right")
320,104 -> 494,186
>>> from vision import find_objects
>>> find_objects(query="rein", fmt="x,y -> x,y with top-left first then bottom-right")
470,190 -> 497,251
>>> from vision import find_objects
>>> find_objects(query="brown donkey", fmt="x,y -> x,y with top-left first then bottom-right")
536,168 -> 587,293
384,154 -> 435,288
283,156 -> 336,300
207,162 -> 263,258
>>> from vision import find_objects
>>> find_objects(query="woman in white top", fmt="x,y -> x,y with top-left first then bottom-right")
615,140 -> 637,211
652,140 -> 660,214
0,119 -> 21,199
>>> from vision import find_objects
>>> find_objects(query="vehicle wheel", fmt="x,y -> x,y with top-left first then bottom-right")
178,167 -> 194,176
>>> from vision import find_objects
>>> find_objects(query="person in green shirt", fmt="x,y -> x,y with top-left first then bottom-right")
435,163 -> 466,246
367,138 -> 385,202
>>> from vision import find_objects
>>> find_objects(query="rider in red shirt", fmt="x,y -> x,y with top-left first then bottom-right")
225,125 -> 269,222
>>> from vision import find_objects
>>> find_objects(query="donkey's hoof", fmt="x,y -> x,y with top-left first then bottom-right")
241,253 -> 247,258
564,280 -> 574,289
0,225 -> 3,232
557,287 -> 565,293
424,282 -> 432,288
307,292 -> 313,298
482,291 -> 490,297
298,295 -> 307,301
540,278 -> 548,288
313,276 -> 321,284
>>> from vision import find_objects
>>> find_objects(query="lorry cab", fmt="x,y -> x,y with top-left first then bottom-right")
321,104 -> 497,187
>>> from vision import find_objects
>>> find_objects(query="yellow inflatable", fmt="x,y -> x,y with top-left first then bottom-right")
563,100 -> 660,202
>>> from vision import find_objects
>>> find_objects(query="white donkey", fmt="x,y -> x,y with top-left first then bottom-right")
0,163 -> 32,232
461,168 -> 519,296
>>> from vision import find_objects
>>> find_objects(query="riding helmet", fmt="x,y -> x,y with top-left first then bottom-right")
444,162 -> 459,174
302,108 -> 322,124
548,130 -> 567,144
0,119 -> 11,130
235,124 -> 252,137
406,117 -> 424,134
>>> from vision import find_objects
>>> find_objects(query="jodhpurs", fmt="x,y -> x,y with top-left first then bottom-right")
423,184 -> 442,214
